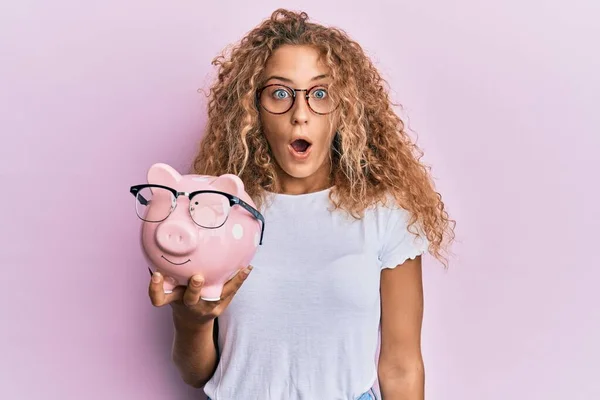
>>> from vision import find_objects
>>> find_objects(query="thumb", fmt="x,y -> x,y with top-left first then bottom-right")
221,266 -> 253,299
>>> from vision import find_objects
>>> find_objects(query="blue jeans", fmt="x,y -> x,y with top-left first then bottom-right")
208,389 -> 375,400
357,390 -> 376,400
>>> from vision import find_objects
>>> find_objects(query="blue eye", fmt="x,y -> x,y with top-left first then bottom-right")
312,89 -> 328,99
273,89 -> 290,99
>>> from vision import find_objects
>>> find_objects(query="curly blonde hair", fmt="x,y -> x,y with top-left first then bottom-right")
192,8 -> 455,266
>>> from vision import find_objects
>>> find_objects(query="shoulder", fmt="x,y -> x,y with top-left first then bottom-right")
369,195 -> 429,270
364,193 -> 414,233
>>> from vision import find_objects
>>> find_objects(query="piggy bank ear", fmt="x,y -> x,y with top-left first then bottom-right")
211,174 -> 245,196
147,163 -> 182,186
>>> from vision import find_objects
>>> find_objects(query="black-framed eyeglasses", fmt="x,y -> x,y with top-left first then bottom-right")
257,84 -> 337,115
129,184 -> 265,245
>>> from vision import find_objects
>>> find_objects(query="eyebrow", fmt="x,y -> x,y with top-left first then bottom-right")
265,74 -> 330,84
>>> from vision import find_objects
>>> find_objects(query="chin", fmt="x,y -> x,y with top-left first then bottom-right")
272,146 -> 330,181
280,163 -> 319,179
281,156 -> 331,180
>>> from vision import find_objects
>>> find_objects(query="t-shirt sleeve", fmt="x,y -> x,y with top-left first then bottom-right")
379,207 -> 429,270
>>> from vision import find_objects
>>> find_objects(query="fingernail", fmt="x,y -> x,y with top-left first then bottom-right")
243,266 -> 253,275
192,276 -> 203,286
152,272 -> 161,283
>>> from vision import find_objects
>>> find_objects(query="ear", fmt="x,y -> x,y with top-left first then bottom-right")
147,163 -> 182,185
210,174 -> 245,196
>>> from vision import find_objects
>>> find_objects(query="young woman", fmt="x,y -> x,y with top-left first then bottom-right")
148,8 -> 454,400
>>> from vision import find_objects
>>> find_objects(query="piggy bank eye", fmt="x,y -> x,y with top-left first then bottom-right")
189,193 -> 231,228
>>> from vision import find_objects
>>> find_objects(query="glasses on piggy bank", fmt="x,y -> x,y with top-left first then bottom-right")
130,184 -> 265,245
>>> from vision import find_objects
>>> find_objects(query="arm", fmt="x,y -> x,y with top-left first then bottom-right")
171,313 -> 219,388
378,255 -> 425,400
149,267 -> 252,388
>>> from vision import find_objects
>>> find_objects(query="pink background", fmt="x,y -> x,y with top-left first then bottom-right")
1,1 -> 598,399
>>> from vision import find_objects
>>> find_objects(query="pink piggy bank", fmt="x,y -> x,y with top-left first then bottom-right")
130,163 -> 265,301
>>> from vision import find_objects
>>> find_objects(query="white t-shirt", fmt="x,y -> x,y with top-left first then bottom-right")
203,187 -> 429,400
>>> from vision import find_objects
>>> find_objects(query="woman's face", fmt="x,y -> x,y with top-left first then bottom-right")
258,44 -> 338,193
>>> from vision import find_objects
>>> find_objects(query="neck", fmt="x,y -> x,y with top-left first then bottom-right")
276,161 -> 332,195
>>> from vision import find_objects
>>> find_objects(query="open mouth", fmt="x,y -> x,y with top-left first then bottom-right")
289,138 -> 312,156
161,255 -> 191,265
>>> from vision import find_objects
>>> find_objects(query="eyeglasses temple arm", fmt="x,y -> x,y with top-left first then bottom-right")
236,198 -> 265,245
131,188 -> 150,206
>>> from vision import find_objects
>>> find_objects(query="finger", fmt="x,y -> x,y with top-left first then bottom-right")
220,265 -> 253,299
149,271 -> 167,306
182,275 -> 205,307
150,272 -> 186,306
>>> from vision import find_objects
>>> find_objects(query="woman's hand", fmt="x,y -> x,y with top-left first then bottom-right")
148,266 -> 253,325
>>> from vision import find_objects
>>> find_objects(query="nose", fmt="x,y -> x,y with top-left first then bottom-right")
155,220 -> 198,256
291,93 -> 309,124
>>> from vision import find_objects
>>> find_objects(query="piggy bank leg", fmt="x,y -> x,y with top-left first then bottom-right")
162,278 -> 178,294
200,285 -> 223,302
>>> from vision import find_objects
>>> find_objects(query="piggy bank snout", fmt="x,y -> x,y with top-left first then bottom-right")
155,220 -> 199,256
